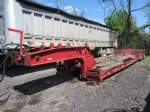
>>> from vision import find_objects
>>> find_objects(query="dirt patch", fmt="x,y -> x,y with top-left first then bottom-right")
49,100 -> 59,105
16,93 -> 27,100
13,101 -> 26,112
0,102 -> 6,107
28,93 -> 42,105
3,109 -> 16,112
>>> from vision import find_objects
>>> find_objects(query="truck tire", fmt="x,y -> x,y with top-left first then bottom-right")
140,52 -> 146,61
143,52 -> 146,59
0,55 -> 16,69
102,50 -> 107,56
6,56 -> 16,69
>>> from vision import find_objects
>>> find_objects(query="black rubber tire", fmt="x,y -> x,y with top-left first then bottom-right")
140,52 -> 146,61
143,52 -> 146,59
0,55 -> 16,70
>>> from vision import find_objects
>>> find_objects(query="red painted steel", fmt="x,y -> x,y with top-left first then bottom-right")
87,57 -> 137,81
114,49 -> 147,60
8,28 -> 147,82
12,43 -> 96,78
87,49 -> 146,82
8,28 -> 23,53
12,46 -> 146,81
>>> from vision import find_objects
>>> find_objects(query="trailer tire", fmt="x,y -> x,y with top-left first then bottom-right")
143,52 -> 146,59
5,56 -> 16,69
0,55 -> 16,69
140,52 -> 146,61
102,50 -> 107,56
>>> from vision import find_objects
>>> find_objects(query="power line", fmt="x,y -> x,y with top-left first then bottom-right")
47,0 -> 78,9
45,0 -> 87,17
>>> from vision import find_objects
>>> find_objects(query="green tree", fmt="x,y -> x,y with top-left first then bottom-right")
147,34 -> 150,52
104,10 -> 139,48
143,0 -> 150,22
95,0 -> 150,48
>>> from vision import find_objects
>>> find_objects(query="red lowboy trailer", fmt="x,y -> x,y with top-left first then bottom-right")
0,28 -> 145,83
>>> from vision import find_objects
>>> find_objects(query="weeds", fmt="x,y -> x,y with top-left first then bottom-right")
50,72 -> 56,75
72,77 -> 79,82
142,56 -> 150,63
103,79 -> 111,85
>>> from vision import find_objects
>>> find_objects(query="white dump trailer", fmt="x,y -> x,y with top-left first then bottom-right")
0,0 -> 117,58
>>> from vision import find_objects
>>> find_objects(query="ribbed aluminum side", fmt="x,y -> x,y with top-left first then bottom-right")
0,0 -> 117,50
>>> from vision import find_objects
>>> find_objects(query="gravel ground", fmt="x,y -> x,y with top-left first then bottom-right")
0,61 -> 150,112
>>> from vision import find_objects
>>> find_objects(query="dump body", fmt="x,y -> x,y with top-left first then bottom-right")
0,0 -> 117,56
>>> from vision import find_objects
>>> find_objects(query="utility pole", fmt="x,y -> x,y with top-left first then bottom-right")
56,0 -> 59,9
127,0 -> 131,48
73,7 -> 77,16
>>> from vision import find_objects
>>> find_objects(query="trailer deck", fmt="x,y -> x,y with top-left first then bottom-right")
87,54 -> 137,82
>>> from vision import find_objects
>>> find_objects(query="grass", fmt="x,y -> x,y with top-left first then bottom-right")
50,72 -> 56,75
142,56 -> 150,63
103,79 -> 111,85
72,77 -> 79,82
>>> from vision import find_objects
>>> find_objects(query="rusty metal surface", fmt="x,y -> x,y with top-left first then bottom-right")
95,54 -> 136,69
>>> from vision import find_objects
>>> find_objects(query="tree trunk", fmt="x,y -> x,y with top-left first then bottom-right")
126,0 -> 131,48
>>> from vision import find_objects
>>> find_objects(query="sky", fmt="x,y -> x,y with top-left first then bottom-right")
34,0 -> 149,27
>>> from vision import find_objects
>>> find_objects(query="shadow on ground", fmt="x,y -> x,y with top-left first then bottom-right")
103,92 -> 150,112
13,73 -> 72,95
0,63 -> 56,77
143,92 -> 150,112
103,108 -> 140,112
